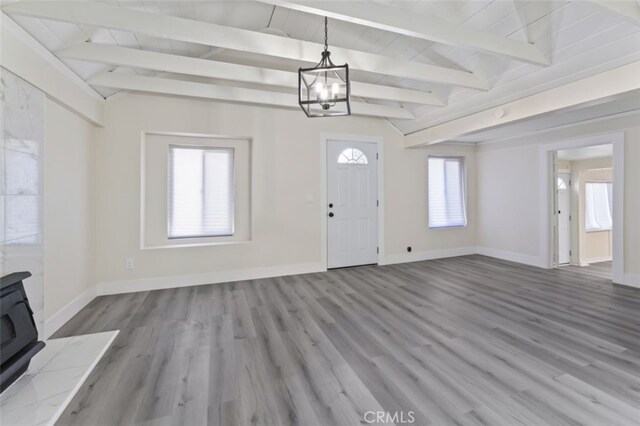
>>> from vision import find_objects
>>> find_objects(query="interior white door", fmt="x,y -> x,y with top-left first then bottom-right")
558,172 -> 571,264
327,140 -> 378,269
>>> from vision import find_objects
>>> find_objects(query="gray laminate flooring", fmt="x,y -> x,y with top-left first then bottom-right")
564,261 -> 612,280
54,255 -> 640,426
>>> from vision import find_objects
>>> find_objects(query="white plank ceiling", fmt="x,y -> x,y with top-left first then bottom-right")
4,0 -> 640,135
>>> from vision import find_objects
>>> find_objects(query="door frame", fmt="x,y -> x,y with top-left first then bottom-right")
320,133 -> 384,270
556,170 -> 571,265
539,132 -> 624,284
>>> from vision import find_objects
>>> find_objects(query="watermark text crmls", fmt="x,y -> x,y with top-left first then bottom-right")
363,411 -> 415,424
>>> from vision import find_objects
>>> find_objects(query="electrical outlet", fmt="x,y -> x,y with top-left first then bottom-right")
126,258 -> 134,270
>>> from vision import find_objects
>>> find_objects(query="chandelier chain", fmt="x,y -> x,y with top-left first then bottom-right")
324,16 -> 328,52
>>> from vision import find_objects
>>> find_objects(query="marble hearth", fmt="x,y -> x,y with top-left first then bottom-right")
0,331 -> 118,426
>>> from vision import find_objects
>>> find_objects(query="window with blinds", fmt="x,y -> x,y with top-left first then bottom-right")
428,156 -> 467,229
168,145 -> 235,239
585,182 -> 612,232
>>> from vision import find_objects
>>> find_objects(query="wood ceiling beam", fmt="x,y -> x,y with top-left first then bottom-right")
256,0 -> 550,66
0,13 -> 105,126
87,72 -> 415,120
3,1 -> 487,90
589,0 -> 640,26
57,43 -> 444,106
405,61 -> 640,146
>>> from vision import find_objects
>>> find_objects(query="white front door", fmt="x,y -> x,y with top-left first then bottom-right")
558,172 -> 571,264
327,140 -> 378,269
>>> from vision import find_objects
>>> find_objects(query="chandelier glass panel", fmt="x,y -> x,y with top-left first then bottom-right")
298,17 -> 351,117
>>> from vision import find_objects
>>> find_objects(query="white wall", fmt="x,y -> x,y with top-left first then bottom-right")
1,69 -> 45,336
622,126 -> 640,279
95,93 -> 477,293
476,113 -> 640,283
2,13 -> 102,336
43,99 -> 97,329
477,142 -> 543,265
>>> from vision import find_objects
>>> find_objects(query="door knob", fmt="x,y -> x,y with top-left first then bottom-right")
328,212 -> 334,217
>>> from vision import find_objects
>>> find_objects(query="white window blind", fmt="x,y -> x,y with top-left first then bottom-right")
168,146 -> 234,239
585,182 -> 612,232
428,156 -> 467,229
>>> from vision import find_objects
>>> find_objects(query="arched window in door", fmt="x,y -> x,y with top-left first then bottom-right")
338,148 -> 368,164
557,177 -> 568,190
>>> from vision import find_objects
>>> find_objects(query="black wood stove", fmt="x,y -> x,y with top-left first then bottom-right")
0,272 -> 45,392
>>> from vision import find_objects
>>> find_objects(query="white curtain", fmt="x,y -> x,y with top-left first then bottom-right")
585,182 -> 612,232
428,157 -> 467,228
168,146 -> 234,238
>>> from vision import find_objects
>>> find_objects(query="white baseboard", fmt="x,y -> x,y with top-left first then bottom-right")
583,256 -> 612,265
44,253 -> 636,336
623,273 -> 640,289
381,246 -> 477,265
44,285 -> 97,339
476,247 -> 547,268
97,262 -> 326,296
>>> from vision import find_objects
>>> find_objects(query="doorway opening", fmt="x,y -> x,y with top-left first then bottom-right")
553,143 -> 614,280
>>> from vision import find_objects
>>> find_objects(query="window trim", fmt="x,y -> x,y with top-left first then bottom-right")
427,155 -> 468,230
167,144 -> 236,240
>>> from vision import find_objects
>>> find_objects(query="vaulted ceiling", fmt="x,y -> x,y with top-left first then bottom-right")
4,0 -> 640,135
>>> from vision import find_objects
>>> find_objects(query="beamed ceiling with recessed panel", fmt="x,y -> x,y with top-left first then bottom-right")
3,0 -> 640,135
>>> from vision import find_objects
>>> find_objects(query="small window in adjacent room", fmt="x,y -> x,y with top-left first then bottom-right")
585,182 -> 612,232
428,156 -> 467,229
168,145 -> 235,239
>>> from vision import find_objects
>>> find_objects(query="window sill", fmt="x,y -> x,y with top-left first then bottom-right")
428,225 -> 468,230
585,229 -> 612,234
141,240 -> 252,250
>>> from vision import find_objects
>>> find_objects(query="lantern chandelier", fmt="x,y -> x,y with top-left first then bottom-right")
298,17 -> 351,117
